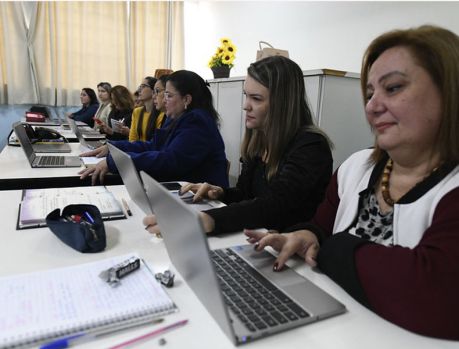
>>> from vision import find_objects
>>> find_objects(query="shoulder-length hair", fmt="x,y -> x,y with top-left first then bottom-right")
241,55 -> 329,180
166,70 -> 220,125
82,88 -> 98,106
110,85 -> 134,111
361,25 -> 459,165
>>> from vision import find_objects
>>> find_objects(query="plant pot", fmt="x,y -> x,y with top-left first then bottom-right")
211,66 -> 231,79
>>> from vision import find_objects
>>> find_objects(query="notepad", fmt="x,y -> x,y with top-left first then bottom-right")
17,186 -> 125,229
0,254 -> 177,349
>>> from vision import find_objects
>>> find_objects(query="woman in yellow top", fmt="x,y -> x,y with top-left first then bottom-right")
129,76 -> 167,141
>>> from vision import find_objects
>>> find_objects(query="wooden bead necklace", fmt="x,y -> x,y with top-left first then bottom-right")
380,158 -> 396,206
380,158 -> 441,207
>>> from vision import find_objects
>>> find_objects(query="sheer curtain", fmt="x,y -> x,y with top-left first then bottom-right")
0,1 -> 184,106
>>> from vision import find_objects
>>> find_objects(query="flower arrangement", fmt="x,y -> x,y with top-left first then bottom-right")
208,38 -> 237,68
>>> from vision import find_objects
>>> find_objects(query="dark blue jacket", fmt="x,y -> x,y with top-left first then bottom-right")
72,103 -> 99,127
107,108 -> 229,188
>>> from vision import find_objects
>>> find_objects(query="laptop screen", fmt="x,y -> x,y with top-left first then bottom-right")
13,122 -> 36,164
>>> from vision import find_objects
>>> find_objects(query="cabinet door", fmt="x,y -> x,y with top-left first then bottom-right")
318,75 -> 374,170
216,81 -> 244,186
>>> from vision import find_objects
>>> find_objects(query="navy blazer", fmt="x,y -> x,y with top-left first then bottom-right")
106,108 -> 229,188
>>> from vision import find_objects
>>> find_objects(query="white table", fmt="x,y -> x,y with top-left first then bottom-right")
0,185 -> 456,348
0,143 -> 121,189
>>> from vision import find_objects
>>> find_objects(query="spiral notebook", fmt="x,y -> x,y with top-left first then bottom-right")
0,254 -> 177,349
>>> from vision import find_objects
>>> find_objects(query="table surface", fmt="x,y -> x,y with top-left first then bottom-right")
0,186 -> 456,349
0,143 -> 121,189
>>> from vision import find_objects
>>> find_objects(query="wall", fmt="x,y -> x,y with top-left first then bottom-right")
184,1 -> 459,79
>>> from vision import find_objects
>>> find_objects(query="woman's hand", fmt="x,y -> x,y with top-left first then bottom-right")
119,126 -> 130,136
143,211 -> 216,237
99,123 -> 114,135
79,144 -> 109,158
143,214 -> 162,237
180,182 -> 224,203
78,159 -> 110,185
245,229 -> 320,270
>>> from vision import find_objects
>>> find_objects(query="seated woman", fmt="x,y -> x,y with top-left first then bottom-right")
93,82 -> 112,130
245,25 -> 459,340
145,56 -> 333,235
99,85 -> 134,141
129,76 -> 165,142
79,70 -> 229,188
67,88 -> 99,127
150,74 -> 169,134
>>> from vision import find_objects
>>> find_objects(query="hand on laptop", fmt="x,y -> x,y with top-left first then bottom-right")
245,229 -> 319,270
143,212 -> 216,236
79,144 -> 109,158
78,159 -> 109,185
180,182 -> 224,203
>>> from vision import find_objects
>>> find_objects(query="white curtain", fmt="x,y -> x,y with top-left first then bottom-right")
0,1 -> 184,106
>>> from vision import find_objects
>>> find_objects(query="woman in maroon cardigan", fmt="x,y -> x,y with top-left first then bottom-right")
246,25 -> 459,340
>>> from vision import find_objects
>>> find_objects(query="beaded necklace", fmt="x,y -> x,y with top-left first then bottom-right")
380,158 -> 440,207
380,159 -> 396,206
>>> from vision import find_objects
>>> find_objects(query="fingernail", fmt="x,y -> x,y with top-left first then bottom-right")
273,263 -> 278,272
254,242 -> 259,250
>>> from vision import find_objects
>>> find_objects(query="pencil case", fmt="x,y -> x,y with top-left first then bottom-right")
46,204 -> 106,253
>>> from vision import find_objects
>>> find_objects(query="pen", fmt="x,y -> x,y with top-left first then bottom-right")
121,198 -> 132,216
83,211 -> 95,224
39,317 -> 164,349
107,319 -> 188,349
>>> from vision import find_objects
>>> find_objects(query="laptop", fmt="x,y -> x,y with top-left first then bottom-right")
66,117 -> 104,150
13,122 -> 82,168
140,171 -> 346,345
16,123 -> 72,153
107,143 -> 215,214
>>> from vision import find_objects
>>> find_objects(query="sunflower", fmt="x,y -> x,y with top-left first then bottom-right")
209,37 -> 237,68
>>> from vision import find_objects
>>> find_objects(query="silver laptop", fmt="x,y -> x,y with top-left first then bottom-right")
108,143 -> 213,214
140,171 -> 346,345
18,123 -> 72,153
13,122 -> 82,168
66,117 -> 104,150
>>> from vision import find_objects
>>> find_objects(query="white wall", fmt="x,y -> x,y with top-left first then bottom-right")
184,1 -> 459,79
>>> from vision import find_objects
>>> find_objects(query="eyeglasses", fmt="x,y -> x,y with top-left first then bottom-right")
153,88 -> 164,95
139,84 -> 151,90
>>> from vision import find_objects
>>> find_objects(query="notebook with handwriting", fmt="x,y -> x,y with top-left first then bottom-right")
17,186 -> 125,229
0,254 -> 177,349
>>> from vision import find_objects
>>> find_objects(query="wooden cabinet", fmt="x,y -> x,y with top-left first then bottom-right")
209,69 -> 374,186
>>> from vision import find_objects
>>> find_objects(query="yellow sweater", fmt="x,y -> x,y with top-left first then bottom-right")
129,107 -> 165,141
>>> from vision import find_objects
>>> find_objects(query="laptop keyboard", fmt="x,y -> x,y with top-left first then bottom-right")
211,248 -> 310,333
38,156 -> 65,166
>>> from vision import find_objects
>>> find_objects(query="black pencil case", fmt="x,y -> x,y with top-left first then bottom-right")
46,204 -> 106,253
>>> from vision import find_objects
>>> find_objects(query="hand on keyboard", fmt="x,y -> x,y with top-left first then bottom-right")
244,229 -> 319,270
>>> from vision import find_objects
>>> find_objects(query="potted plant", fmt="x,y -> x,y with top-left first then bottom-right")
208,38 -> 237,79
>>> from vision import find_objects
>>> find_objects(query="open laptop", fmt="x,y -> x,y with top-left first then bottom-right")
15,123 -> 72,153
13,122 -> 82,168
140,171 -> 346,345
107,143 -> 215,214
66,117 -> 105,150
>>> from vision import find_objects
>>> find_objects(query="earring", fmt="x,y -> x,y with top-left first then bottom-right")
184,103 -> 188,110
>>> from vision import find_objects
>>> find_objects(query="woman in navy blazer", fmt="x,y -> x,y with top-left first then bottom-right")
79,70 -> 229,188
67,88 -> 99,127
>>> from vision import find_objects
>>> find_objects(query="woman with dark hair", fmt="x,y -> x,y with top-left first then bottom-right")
129,76 -> 161,142
79,70 -> 229,188
67,88 -> 99,127
93,82 -> 112,129
145,56 -> 333,236
245,25 -> 459,339
99,85 -> 134,141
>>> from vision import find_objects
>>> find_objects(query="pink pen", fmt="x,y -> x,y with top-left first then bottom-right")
107,319 -> 188,349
